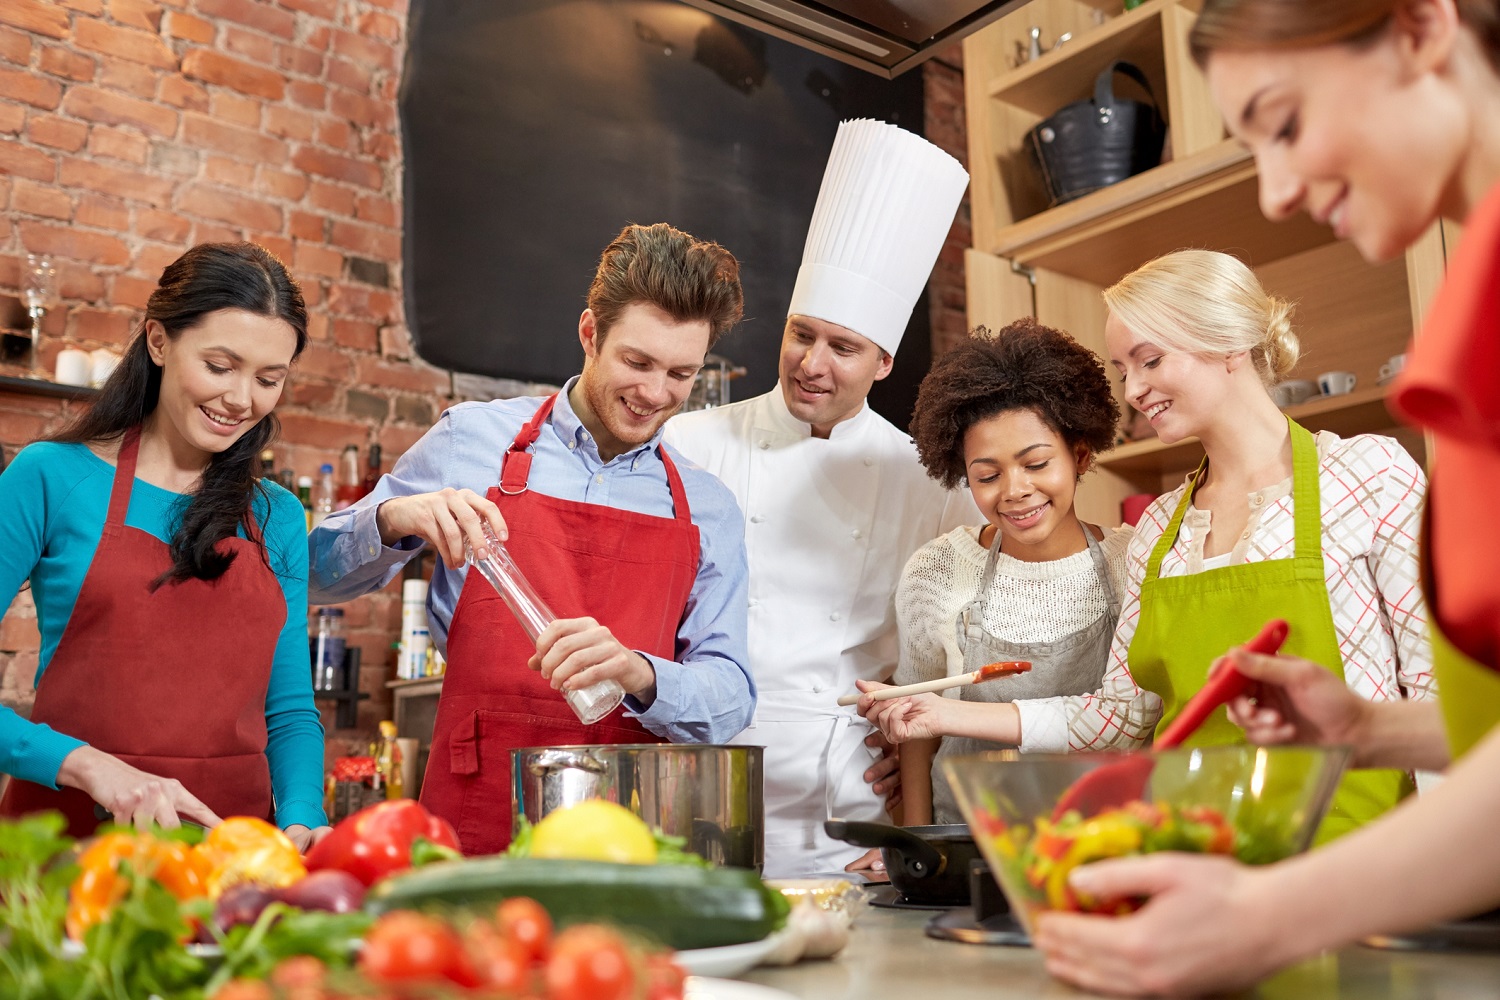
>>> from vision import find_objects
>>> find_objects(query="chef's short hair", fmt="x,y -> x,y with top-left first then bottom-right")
911,318 -> 1119,490
588,223 -> 744,345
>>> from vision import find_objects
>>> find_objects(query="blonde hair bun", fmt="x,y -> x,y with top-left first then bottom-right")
1264,296 -> 1300,380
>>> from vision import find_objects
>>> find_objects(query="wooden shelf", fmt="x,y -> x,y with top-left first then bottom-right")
387,676 -> 443,692
0,373 -> 98,400
988,0 -> 1170,116
1099,387 -> 1399,481
985,138 -> 1336,285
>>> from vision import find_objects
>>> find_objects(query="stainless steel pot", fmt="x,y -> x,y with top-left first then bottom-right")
511,744 -> 764,871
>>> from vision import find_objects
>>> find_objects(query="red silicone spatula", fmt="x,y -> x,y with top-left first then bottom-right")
1049,619 -> 1290,822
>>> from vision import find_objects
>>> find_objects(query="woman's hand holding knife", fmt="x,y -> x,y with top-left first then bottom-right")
59,745 -> 221,831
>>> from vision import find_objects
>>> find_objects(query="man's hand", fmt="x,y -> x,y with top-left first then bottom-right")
374,488 -> 508,567
863,728 -> 903,811
531,617 -> 656,702
1223,648 -> 1374,760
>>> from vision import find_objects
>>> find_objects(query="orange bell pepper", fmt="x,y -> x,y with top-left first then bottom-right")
65,831 -> 212,940
194,816 -> 306,897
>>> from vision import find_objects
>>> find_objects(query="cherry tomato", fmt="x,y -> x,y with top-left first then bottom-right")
545,925 -> 636,1000
466,919 -> 534,993
362,911 -> 476,986
497,897 -> 553,964
645,952 -> 687,1000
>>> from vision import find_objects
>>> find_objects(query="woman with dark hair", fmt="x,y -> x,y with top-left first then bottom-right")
0,242 -> 329,848
857,319 -> 1128,826
1031,0 -> 1500,994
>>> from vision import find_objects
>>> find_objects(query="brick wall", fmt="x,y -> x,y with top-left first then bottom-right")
0,7 -> 972,769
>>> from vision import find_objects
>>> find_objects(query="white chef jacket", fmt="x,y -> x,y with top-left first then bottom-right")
665,388 -> 979,876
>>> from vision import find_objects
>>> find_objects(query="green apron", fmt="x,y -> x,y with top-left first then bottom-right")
1128,419 -> 1411,843
1421,501 -> 1500,758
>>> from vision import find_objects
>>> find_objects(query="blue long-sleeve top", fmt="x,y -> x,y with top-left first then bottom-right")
0,442 -> 328,830
308,380 -> 756,743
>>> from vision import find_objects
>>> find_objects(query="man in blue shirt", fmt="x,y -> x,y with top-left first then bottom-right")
309,223 -> 755,852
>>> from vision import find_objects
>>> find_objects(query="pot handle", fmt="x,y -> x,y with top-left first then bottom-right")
823,819 -> 946,880
526,748 -> 608,776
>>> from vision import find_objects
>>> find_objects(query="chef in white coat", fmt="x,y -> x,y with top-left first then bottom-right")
665,119 -> 977,876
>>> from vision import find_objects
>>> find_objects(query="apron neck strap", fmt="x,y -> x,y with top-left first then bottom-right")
106,426 -> 143,527
974,520 -> 1116,609
656,446 -> 692,524
500,393 -> 560,495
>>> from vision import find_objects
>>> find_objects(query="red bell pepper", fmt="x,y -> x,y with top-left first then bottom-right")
305,800 -> 461,887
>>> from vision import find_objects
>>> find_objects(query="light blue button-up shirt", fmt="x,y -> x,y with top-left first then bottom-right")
308,380 -> 755,744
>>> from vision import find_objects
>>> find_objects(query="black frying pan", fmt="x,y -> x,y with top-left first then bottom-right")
824,819 -> 981,906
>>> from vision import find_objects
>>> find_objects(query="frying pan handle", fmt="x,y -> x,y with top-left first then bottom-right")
823,819 -> 946,880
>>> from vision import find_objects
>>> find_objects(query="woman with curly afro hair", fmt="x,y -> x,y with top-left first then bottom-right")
856,317 -> 1132,825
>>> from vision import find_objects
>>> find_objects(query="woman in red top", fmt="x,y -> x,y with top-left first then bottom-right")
1033,0 -> 1500,994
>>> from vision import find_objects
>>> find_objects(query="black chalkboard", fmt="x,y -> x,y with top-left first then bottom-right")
401,0 -> 931,423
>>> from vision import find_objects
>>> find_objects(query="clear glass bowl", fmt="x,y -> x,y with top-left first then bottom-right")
942,745 -> 1350,935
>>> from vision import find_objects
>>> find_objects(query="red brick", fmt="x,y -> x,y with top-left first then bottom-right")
39,46 -> 98,82
362,131 -> 398,161
74,19 -> 178,69
181,49 -> 286,101
329,88 -> 392,129
12,179 -> 73,220
286,378 -> 337,407
194,221 -> 240,244
328,282 -> 397,319
19,220 -> 131,266
183,112 -> 287,164
257,166 -> 307,200
63,86 -> 178,137
376,75 -> 398,102
99,55 -> 160,99
223,24 -> 274,64
377,422 -> 426,460
194,0 -> 294,39
76,193 -> 130,230
109,0 -> 164,30
354,356 -> 447,394
56,260 -> 108,300
135,242 -> 184,276
204,154 -> 255,187
326,56 -> 370,93
69,306 -> 134,342
293,147 -> 380,189
264,104 -> 312,141
379,321 -> 410,359
307,180 -> 354,216
57,0 -> 105,13
252,233 -> 292,262
179,183 -> 282,231
277,0 -> 337,19
27,114 -> 88,152
302,23 -> 330,51
111,272 -> 159,307
289,209 -> 323,241
0,0 -> 70,39
210,90 -> 262,127
294,241 -> 343,278
295,342 -> 353,380
0,27 -> 31,66
0,103 -> 23,134
356,10 -> 402,42
300,281 -> 322,307
277,412 -> 369,449
164,10 -> 214,43
136,206 -> 190,241
316,117 -> 352,151
0,139 -> 56,181
330,29 -> 395,71
0,67 -> 63,109
354,193 -> 396,227
158,73 -> 208,110
287,79 -> 325,109
60,156 -> 174,204
0,611 -> 41,652
331,316 -> 377,351
275,43 -> 321,77
330,219 -> 398,260
87,124 -> 150,163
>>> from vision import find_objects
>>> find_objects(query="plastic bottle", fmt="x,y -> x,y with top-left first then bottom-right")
400,580 -> 429,680
335,444 -> 362,510
361,443 -> 383,498
297,476 -> 314,531
259,448 -> 276,480
311,607 -> 346,691
372,720 -> 404,799
312,463 -> 336,527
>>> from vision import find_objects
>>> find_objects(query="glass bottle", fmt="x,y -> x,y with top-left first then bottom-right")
335,444 -> 361,510
297,476 -> 314,531
361,443 -> 383,498
259,448 -> 277,480
312,463 -> 336,527
373,720 -> 404,800
465,524 -> 625,725
312,607 -> 346,692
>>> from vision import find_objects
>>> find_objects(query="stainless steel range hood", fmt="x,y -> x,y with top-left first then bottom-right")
676,0 -> 1034,77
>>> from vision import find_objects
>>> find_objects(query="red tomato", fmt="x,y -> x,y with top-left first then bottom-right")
466,919 -> 534,993
645,952 -> 687,1000
497,897 -> 553,965
362,912 -> 477,986
544,925 -> 636,1000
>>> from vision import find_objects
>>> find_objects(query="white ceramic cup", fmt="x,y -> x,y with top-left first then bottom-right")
1380,354 -> 1407,382
54,348 -> 92,386
1270,379 -> 1317,409
1317,370 -> 1357,397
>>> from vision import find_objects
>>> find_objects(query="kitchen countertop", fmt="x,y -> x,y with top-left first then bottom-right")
741,902 -> 1500,999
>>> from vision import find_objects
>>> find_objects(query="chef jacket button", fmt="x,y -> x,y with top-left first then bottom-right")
812,683 -> 826,693
852,529 -> 862,539
748,598 -> 759,608
750,514 -> 765,524
863,457 -> 874,467
829,611 -> 841,622
757,440 -> 769,450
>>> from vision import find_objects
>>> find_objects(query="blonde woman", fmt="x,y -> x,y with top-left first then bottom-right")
1020,250 -> 1429,840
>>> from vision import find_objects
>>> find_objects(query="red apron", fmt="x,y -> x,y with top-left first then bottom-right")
420,393 -> 699,855
0,427 -> 285,836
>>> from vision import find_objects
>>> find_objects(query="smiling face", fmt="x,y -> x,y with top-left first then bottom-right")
576,301 -> 710,461
1204,12 -> 1468,263
964,408 -> 1090,563
146,307 -> 298,462
778,315 -> 893,438
1105,311 -> 1239,446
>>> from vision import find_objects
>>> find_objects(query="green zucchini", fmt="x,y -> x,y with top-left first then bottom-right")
365,857 -> 789,950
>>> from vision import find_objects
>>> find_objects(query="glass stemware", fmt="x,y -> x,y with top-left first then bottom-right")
21,253 -> 59,380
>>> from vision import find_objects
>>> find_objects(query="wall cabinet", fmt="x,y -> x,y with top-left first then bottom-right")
960,0 -> 1447,526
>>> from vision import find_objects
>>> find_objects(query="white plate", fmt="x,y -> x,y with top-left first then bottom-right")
676,929 -> 793,978
686,977 -> 799,1000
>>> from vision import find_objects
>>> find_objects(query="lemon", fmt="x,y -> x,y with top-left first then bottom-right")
529,799 -> 659,864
